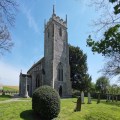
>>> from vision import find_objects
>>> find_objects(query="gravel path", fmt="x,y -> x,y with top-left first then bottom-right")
0,94 -> 31,104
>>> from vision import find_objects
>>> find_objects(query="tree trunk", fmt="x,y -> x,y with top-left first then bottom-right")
106,94 -> 109,102
108,94 -> 111,101
112,94 -> 114,102
97,93 -> 100,104
115,95 -> 118,102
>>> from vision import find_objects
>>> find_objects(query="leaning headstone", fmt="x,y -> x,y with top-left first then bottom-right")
97,93 -> 100,104
74,96 -> 81,112
81,91 -> 85,104
87,92 -> 92,104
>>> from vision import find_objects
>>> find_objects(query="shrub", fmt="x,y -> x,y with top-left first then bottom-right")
32,85 -> 60,120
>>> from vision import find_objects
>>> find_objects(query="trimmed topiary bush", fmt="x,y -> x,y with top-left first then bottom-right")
32,85 -> 60,120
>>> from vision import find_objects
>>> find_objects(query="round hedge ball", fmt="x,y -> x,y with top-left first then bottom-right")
32,85 -> 60,120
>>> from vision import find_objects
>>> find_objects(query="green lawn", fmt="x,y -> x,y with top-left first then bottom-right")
3,86 -> 19,91
0,98 -> 120,120
0,95 -> 12,101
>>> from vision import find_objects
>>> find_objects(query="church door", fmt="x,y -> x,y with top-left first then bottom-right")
59,86 -> 62,97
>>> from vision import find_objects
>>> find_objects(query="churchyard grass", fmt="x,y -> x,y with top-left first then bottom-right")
0,95 -> 12,101
0,97 -> 120,120
3,86 -> 19,91
19,97 -> 32,100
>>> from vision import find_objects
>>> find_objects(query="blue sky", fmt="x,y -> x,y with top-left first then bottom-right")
0,0 -> 106,86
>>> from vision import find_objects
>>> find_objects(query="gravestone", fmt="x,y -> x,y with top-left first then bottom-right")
74,96 -> 81,112
81,91 -> 85,104
87,92 -> 91,104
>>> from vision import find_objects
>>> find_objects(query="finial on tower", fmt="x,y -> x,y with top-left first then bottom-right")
53,5 -> 55,14
44,19 -> 46,28
66,14 -> 67,24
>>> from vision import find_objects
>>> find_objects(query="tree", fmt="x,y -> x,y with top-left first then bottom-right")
87,0 -> 120,78
95,76 -> 110,103
90,82 -> 96,93
69,44 -> 91,92
0,0 -> 18,55
95,76 -> 110,94
100,52 -> 120,78
108,84 -> 120,102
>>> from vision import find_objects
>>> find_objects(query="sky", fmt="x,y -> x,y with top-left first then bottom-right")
0,0 -> 108,86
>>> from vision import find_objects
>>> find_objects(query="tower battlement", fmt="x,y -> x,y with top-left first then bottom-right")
45,5 -> 67,29
45,14 -> 67,29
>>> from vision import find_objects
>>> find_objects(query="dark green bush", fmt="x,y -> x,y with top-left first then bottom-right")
32,85 -> 60,120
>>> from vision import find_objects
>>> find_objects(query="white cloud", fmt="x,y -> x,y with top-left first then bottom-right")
0,61 -> 27,86
21,4 -> 40,34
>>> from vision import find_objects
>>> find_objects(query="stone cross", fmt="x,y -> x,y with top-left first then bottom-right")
24,76 -> 29,98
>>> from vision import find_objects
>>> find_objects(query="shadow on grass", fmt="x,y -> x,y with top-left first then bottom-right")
20,110 -> 42,120
92,99 -> 120,107
0,95 -> 12,101
84,114 -> 116,120
0,95 -> 11,98
100,100 -> 120,107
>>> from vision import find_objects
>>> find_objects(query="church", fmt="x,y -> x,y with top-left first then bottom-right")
19,6 -> 72,97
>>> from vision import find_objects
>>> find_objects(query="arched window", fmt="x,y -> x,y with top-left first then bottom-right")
59,27 -> 62,36
58,62 -> 63,81
36,74 -> 42,88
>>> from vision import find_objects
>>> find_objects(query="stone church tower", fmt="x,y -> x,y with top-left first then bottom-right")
44,6 -> 71,97
19,6 -> 71,97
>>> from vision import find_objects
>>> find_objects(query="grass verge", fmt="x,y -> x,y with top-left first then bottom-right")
0,98 -> 120,120
0,95 -> 12,101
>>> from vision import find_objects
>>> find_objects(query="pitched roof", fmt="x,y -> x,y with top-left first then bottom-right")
27,57 -> 44,73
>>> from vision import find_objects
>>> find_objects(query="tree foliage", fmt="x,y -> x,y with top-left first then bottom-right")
0,0 -> 18,55
87,0 -> 120,56
87,0 -> 120,78
95,76 -> 110,94
101,52 -> 120,77
87,24 -> 120,56
69,44 -> 91,91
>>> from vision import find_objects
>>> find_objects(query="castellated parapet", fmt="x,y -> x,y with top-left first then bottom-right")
45,14 -> 67,29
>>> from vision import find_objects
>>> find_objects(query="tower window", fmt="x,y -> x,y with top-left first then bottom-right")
48,29 -> 49,38
58,63 -> 63,81
52,24 -> 54,37
59,27 -> 62,36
